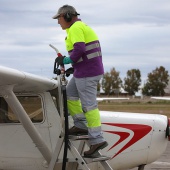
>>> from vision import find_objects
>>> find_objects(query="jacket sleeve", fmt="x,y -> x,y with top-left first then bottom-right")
70,42 -> 86,63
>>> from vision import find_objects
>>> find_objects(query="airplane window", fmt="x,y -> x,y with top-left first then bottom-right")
0,96 -> 43,123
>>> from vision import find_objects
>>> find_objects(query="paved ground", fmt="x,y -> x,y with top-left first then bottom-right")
130,142 -> 170,170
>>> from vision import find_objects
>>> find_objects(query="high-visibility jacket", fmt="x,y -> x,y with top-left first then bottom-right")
65,19 -> 104,78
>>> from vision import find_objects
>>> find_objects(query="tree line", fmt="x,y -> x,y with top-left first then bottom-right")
99,66 -> 169,96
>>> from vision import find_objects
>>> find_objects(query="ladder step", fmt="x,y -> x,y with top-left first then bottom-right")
69,135 -> 89,140
83,155 -> 111,164
56,156 -> 110,164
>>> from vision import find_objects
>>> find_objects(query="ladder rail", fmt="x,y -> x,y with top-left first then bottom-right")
99,159 -> 113,170
84,141 -> 113,170
67,140 -> 86,170
68,140 -> 90,170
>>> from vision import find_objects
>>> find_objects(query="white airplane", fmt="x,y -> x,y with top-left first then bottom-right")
0,65 -> 169,170
97,97 -> 129,101
151,97 -> 170,100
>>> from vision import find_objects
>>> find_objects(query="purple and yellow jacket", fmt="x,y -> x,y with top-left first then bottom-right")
65,20 -> 104,78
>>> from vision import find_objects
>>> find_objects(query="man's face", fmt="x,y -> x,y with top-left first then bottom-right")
57,15 -> 69,30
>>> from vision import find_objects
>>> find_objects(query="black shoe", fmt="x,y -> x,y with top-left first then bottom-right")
69,126 -> 88,136
84,141 -> 108,157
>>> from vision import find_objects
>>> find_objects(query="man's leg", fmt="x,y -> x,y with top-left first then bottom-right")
67,77 -> 87,134
75,75 -> 108,156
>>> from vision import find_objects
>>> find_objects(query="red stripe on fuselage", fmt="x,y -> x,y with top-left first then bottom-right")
102,123 -> 152,158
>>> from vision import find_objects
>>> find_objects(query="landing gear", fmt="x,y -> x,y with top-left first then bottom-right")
138,164 -> 145,170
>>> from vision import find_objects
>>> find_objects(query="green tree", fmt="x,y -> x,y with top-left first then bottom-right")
102,67 -> 122,95
124,69 -> 141,95
142,66 -> 169,96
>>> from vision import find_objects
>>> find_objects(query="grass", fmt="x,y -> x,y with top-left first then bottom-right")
98,99 -> 170,118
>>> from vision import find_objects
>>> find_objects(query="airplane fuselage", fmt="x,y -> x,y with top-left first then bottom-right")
0,66 -> 169,170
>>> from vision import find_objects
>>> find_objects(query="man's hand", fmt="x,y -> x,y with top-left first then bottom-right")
65,67 -> 74,77
55,56 -> 65,66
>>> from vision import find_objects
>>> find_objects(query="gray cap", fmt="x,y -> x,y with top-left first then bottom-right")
53,5 -> 80,19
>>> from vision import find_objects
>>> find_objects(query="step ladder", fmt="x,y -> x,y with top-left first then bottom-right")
48,134 -> 113,170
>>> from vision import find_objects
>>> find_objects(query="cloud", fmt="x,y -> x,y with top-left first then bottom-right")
0,0 -> 170,85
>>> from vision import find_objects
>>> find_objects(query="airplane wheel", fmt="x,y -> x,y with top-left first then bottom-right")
138,165 -> 145,170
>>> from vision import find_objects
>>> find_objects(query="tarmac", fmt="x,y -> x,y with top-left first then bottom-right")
131,142 -> 170,170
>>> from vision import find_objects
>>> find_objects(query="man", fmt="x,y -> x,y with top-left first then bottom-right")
52,5 -> 108,157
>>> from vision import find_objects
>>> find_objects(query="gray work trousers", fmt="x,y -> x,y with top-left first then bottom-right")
66,75 -> 105,145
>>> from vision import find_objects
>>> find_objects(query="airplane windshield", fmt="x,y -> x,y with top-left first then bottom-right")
0,95 -> 43,123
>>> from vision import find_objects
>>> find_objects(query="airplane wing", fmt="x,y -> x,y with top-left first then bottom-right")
151,97 -> 170,100
97,97 -> 129,101
0,66 -> 58,93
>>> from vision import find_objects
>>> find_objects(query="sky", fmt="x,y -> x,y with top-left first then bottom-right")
0,0 -> 170,86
